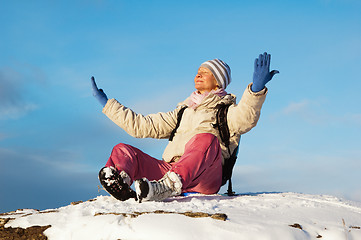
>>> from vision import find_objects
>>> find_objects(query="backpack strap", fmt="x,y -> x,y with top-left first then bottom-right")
215,103 -> 239,196
169,106 -> 187,141
215,103 -> 231,154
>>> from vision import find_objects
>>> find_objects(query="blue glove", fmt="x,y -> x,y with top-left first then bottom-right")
91,76 -> 108,107
252,52 -> 279,92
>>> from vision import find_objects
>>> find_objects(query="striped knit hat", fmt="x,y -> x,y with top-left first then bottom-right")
200,59 -> 231,89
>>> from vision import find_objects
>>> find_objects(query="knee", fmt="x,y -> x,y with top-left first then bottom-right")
111,143 -> 132,157
113,143 -> 128,150
112,143 -> 135,154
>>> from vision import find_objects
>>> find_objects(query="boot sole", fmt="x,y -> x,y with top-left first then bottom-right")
99,167 -> 136,201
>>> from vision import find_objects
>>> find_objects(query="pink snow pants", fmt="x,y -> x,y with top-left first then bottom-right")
105,133 -> 223,194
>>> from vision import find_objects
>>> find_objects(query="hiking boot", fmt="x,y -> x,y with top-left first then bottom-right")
98,166 -> 136,201
134,171 -> 182,202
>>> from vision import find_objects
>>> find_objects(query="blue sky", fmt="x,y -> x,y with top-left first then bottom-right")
1,0 -> 360,212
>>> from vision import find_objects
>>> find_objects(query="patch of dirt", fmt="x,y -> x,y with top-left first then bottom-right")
95,210 -> 228,221
71,198 -> 97,206
0,218 -> 51,240
289,223 -> 303,230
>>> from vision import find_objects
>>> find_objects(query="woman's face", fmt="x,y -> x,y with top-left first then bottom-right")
194,67 -> 218,94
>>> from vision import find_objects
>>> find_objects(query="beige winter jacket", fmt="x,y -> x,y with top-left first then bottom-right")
102,83 -> 267,164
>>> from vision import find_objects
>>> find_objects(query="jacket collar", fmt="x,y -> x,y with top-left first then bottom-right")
180,92 -> 236,109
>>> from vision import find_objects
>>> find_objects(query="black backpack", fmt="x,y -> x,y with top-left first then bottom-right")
169,104 -> 240,196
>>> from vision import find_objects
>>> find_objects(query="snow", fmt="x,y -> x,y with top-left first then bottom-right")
2,192 -> 361,240
103,167 -> 113,179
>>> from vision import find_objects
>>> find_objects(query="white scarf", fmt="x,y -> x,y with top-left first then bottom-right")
187,88 -> 227,109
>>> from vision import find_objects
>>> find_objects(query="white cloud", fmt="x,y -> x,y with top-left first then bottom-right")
28,150 -> 94,173
129,83 -> 190,115
0,64 -> 46,120
347,189 -> 361,203
0,147 -> 95,174
344,113 -> 361,126
282,99 -> 313,115
273,98 -> 361,127
227,149 -> 361,202
0,103 -> 39,120
270,99 -> 325,125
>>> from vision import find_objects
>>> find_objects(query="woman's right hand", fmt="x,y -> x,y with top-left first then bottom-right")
91,76 -> 108,107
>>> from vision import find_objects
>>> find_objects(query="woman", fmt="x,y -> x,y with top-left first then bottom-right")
91,52 -> 279,202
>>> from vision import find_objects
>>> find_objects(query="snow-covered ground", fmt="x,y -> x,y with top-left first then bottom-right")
1,192 -> 361,240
